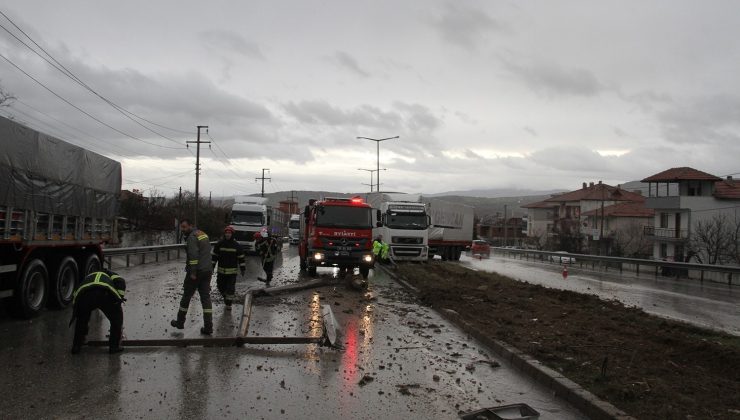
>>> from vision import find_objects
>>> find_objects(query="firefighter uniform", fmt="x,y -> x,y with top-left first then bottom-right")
258,236 -> 279,283
212,232 -> 246,307
171,229 -> 214,334
70,270 -> 126,354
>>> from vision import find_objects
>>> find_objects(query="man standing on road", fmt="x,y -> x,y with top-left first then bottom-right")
212,225 -> 246,310
257,232 -> 279,284
171,219 -> 214,335
70,269 -> 126,354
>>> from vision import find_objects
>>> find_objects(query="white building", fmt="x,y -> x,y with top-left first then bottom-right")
642,167 -> 740,263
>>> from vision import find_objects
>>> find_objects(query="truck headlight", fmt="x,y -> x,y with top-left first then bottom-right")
314,252 -> 324,261
363,254 -> 373,263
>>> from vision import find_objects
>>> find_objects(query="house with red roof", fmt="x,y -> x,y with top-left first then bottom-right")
642,167 -> 740,263
522,181 -> 647,252
581,201 -> 654,257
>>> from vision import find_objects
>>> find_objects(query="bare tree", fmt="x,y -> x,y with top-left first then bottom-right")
688,214 -> 733,265
526,227 -> 548,250
0,81 -> 16,107
612,220 -> 652,258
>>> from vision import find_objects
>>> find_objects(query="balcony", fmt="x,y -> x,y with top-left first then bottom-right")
644,226 -> 688,240
645,196 -> 680,209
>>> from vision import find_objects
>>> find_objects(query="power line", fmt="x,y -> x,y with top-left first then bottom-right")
124,169 -> 193,184
0,51 -> 184,149
0,10 -> 195,139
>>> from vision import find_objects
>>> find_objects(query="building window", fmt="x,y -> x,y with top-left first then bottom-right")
660,213 -> 669,228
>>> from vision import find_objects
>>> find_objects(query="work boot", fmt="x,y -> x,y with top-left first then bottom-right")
201,312 -> 213,335
170,309 -> 186,329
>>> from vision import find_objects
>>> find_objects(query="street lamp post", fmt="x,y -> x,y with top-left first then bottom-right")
357,136 -> 398,193
357,168 -> 386,192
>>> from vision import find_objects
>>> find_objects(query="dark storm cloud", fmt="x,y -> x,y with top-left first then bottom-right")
500,57 -> 607,97
200,30 -> 265,60
330,51 -> 370,78
430,3 -> 506,50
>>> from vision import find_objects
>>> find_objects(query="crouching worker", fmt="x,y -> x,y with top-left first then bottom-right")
70,269 -> 126,354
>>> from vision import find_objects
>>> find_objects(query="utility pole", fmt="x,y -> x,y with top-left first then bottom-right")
358,136 -> 398,193
186,125 -> 209,226
503,204 -> 508,247
178,186 -> 182,243
600,183 -> 605,256
287,190 -> 298,213
208,191 -> 212,207
255,168 -> 271,197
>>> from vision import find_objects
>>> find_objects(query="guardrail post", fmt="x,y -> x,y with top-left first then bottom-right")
106,256 -> 112,270
619,263 -> 622,274
700,271 -> 704,282
729,273 -> 733,286
636,264 -> 640,276
126,254 -> 130,268
177,248 -> 180,259
141,253 -> 145,265
654,265 -> 658,278
167,250 -> 171,261
156,251 -> 159,263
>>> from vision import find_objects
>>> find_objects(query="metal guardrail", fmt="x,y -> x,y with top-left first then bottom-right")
489,247 -> 740,285
102,243 -> 187,269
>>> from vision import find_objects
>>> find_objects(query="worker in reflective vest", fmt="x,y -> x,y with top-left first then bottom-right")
372,235 -> 384,262
70,269 -> 126,354
212,225 -> 246,309
257,233 -> 279,283
171,218 -> 214,335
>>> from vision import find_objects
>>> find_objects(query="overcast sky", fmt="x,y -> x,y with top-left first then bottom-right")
1,1 -> 739,196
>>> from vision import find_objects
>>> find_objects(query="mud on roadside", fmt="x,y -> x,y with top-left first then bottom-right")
396,262 -> 740,420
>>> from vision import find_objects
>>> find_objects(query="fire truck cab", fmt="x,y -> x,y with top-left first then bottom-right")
299,197 -> 379,279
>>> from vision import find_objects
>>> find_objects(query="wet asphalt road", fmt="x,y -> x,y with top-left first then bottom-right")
460,252 -> 740,335
0,246 -> 586,419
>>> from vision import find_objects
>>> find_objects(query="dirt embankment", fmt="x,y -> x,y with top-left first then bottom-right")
396,262 -> 740,420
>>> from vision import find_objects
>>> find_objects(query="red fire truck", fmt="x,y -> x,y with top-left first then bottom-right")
299,197 -> 379,279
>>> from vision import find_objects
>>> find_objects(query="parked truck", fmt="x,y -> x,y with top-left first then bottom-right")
228,196 -> 285,253
288,214 -> 300,244
423,197 -> 474,261
0,116 -> 120,317
365,192 -> 429,261
299,197 -> 377,278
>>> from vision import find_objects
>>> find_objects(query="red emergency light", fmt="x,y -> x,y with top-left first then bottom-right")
351,197 -> 363,204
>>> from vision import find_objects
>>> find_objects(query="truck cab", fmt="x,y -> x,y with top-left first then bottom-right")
367,193 -> 429,261
288,214 -> 300,244
230,196 -> 270,253
299,197 -> 377,278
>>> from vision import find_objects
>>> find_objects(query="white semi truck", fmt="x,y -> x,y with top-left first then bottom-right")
366,192 -> 429,261
423,197 -> 474,261
229,196 -> 270,253
288,214 -> 300,245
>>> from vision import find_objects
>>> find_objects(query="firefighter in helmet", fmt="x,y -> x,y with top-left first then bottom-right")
212,225 -> 246,309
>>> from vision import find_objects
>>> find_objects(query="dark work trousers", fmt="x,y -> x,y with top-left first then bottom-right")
72,288 -> 123,350
216,273 -> 236,305
262,260 -> 275,282
177,270 -> 213,328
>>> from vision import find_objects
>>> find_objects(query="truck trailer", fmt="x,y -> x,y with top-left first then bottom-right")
423,197 -> 474,261
365,192 -> 429,261
288,214 -> 300,244
0,116 -> 120,317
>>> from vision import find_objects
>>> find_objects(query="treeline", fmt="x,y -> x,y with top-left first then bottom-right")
119,189 -> 227,239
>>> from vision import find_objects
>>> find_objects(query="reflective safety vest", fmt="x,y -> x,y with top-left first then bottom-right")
212,238 -> 246,275
372,240 -> 383,256
381,243 -> 390,259
73,271 -> 126,304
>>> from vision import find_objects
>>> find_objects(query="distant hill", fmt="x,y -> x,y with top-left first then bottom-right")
430,194 -> 553,218
426,187 -> 565,199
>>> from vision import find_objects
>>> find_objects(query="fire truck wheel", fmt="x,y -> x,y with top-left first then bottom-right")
50,256 -> 79,308
14,259 -> 49,318
308,265 -> 317,276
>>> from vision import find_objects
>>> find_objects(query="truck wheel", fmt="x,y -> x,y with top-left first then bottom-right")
14,259 -> 49,318
360,266 -> 370,279
50,256 -> 78,308
83,254 -> 101,277
454,248 -> 463,261
299,257 -> 307,271
308,265 -> 317,277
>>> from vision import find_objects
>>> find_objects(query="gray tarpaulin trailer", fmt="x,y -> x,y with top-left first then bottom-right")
0,115 -> 121,317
